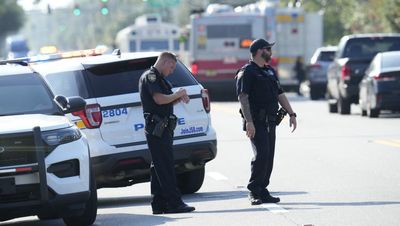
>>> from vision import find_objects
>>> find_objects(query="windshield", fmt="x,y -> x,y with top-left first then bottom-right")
0,73 -> 59,116
318,51 -> 336,61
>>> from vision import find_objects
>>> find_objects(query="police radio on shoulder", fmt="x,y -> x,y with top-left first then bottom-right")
289,112 -> 297,117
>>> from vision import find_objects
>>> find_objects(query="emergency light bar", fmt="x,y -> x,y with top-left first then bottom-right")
0,57 -> 30,65
0,48 -> 110,65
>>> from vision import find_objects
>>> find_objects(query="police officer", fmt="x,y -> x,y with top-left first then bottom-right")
139,52 -> 195,214
236,39 -> 297,205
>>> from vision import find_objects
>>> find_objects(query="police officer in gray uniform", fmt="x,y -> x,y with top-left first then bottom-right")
139,52 -> 195,214
236,39 -> 297,205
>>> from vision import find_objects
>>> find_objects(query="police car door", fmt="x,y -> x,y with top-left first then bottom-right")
167,61 -> 211,144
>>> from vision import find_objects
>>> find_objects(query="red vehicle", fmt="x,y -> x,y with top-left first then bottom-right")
189,7 -> 269,93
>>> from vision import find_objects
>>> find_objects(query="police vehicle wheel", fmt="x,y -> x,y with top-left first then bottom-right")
310,89 -> 319,100
368,108 -> 380,118
361,109 -> 367,116
63,168 -> 97,226
338,96 -> 351,115
328,100 -> 338,113
177,166 -> 205,194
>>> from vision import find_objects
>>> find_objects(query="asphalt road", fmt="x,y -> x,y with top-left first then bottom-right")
3,94 -> 400,226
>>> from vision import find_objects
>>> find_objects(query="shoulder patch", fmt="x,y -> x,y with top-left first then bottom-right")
148,73 -> 157,83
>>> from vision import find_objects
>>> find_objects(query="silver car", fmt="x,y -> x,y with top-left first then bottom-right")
307,46 -> 337,100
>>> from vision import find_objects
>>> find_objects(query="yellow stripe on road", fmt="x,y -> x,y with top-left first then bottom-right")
374,139 -> 400,148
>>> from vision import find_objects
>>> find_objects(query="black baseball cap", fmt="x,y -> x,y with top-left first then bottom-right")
249,39 -> 275,53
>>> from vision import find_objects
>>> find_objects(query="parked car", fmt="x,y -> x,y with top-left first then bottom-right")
306,46 -> 337,100
31,50 -> 217,194
359,51 -> 400,117
327,33 -> 400,114
0,63 -> 97,225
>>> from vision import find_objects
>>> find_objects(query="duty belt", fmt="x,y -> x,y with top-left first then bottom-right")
253,109 -> 277,122
144,113 -> 177,137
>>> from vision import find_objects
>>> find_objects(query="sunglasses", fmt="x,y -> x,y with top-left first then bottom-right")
261,47 -> 272,51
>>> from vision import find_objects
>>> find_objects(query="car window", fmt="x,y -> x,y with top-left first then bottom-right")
0,73 -> 58,116
167,61 -> 199,87
318,51 -> 336,61
45,70 -> 89,98
343,37 -> 400,59
381,54 -> 400,68
85,57 -> 198,98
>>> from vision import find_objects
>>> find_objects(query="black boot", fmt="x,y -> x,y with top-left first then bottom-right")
248,192 -> 262,205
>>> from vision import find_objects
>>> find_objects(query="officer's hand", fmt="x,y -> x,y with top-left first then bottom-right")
176,88 -> 187,96
176,88 -> 190,104
181,94 -> 190,104
246,121 -> 255,138
289,116 -> 297,132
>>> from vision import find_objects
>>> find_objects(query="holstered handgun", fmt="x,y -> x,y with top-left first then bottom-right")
276,108 -> 287,126
167,114 -> 177,132
144,114 -> 168,138
151,114 -> 168,138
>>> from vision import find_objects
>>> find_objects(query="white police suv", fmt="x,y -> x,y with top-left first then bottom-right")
32,51 -> 217,194
0,64 -> 97,225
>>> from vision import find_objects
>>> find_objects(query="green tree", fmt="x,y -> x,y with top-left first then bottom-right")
302,0 -> 400,45
0,0 -> 25,55
383,0 -> 400,32
0,0 -> 25,38
302,0 -> 356,45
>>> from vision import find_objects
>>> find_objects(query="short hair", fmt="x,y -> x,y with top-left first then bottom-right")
159,51 -> 177,62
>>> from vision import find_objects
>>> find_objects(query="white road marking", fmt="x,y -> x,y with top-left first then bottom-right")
261,203 -> 289,213
374,139 -> 400,148
207,172 -> 228,181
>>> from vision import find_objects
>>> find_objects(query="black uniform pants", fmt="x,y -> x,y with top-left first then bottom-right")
146,130 -> 183,208
247,120 -> 276,195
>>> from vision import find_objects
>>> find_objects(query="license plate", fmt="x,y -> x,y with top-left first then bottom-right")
0,178 -> 16,195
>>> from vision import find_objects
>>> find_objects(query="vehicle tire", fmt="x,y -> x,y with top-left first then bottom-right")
177,166 -> 205,194
328,100 -> 338,113
63,170 -> 97,226
368,107 -> 380,118
338,96 -> 351,115
310,89 -> 318,100
361,109 -> 367,116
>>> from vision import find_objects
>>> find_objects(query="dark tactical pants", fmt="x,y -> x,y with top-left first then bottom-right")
146,130 -> 183,209
247,120 -> 276,195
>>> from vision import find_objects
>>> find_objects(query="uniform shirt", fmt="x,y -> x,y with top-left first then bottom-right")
236,61 -> 284,115
139,66 -> 173,117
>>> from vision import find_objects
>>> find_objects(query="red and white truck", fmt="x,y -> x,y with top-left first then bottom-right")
189,2 -> 322,92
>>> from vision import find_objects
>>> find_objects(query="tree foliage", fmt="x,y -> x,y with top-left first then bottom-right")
0,0 -> 25,39
301,0 -> 400,45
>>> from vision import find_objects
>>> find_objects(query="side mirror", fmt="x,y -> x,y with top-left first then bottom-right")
54,95 -> 86,113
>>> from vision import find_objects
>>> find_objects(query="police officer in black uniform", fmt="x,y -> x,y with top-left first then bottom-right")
236,39 -> 297,205
139,52 -> 195,214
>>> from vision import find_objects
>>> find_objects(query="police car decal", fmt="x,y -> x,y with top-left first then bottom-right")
133,117 -> 204,135
181,126 -> 204,135
102,108 -> 128,118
